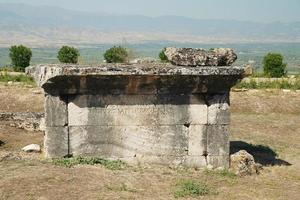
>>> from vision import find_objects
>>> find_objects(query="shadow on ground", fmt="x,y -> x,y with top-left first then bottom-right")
0,140 -> 5,146
230,141 -> 292,166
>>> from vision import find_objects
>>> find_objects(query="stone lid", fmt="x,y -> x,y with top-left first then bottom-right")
26,64 -> 251,95
26,64 -> 251,87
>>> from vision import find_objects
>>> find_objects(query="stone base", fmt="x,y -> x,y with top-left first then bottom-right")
32,64 -> 247,169
44,93 -> 230,168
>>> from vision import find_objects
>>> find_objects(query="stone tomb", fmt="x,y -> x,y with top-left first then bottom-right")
27,63 -> 248,168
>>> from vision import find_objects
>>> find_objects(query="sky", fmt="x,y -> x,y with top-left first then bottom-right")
0,0 -> 300,22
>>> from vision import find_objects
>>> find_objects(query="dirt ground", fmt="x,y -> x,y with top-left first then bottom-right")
0,84 -> 299,200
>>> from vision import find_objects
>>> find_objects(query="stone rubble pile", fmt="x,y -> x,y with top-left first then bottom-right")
0,112 -> 44,132
230,150 -> 263,176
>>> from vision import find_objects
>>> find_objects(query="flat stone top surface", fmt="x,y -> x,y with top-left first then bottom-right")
27,63 -> 250,76
26,64 -> 251,88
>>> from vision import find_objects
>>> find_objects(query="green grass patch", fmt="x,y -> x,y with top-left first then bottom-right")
53,156 -> 127,170
173,180 -> 212,198
0,72 -> 35,85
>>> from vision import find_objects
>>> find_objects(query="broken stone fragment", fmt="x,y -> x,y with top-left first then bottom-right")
230,150 -> 262,176
164,47 -> 237,67
22,144 -> 41,153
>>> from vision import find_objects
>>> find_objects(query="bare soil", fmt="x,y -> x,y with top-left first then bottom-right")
0,85 -> 299,200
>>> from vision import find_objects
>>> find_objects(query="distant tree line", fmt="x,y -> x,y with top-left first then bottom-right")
7,44 -> 287,77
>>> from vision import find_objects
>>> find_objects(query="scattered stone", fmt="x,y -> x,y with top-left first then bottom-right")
230,150 -> 262,176
164,47 -> 237,67
7,81 -> 13,85
0,112 -> 44,131
22,144 -> 41,153
282,89 -> 291,93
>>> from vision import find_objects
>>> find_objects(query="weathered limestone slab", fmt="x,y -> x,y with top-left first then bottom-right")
207,125 -> 229,156
68,95 -> 207,126
26,64 -> 249,95
44,127 -> 69,158
69,124 -> 209,167
45,95 -> 67,127
26,63 -> 249,169
188,125 -> 207,156
69,125 -> 189,157
164,48 -> 237,67
207,93 -> 230,125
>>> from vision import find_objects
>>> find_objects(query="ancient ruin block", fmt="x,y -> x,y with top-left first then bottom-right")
45,95 -> 68,127
68,95 -> 208,126
207,93 -> 230,125
188,125 -> 207,156
27,63 -> 249,168
207,125 -> 230,156
44,126 -> 69,158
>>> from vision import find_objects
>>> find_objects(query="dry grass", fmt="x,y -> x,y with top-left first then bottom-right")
0,86 -> 300,200
0,83 -> 44,113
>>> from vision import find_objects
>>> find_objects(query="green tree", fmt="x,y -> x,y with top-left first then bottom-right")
263,53 -> 287,77
104,46 -> 128,63
9,45 -> 32,72
159,48 -> 168,62
57,46 -> 80,64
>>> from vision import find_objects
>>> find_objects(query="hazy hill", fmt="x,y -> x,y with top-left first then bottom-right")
0,3 -> 300,47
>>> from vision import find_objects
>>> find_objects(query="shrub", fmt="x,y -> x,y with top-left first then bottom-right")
57,46 -> 80,64
104,46 -> 128,63
9,45 -> 32,72
263,53 -> 287,78
159,48 -> 168,62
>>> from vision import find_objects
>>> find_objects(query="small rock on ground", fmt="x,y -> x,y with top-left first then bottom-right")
22,144 -> 41,153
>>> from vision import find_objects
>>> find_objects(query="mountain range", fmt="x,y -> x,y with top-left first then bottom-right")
0,3 -> 300,47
